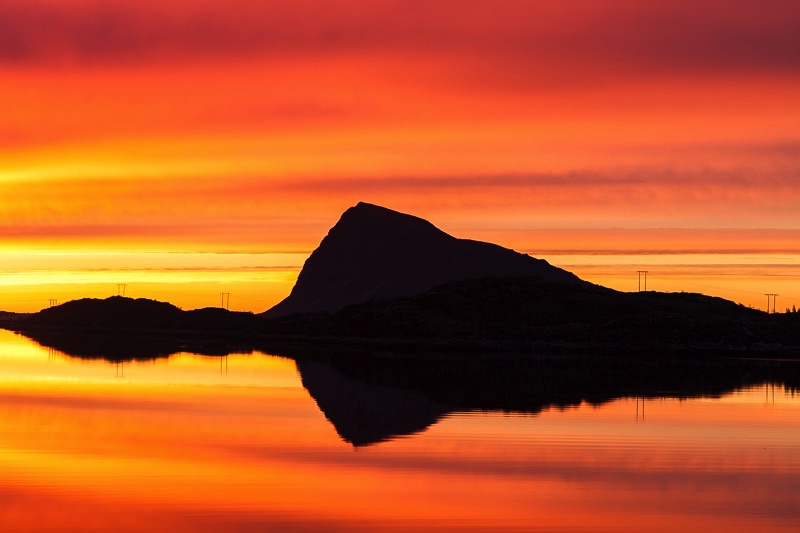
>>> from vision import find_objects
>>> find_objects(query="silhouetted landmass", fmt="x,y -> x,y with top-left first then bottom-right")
0,311 -> 28,324
23,296 -> 263,331
13,282 -> 797,356
263,202 -> 583,317
2,203 -> 800,356
4,203 -> 798,444
5,275 -> 800,357
263,276 -> 800,355
11,296 -> 263,360
24,296 -> 183,328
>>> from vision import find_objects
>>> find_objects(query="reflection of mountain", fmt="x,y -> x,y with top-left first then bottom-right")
296,359 -> 448,446
20,326 -> 253,361
292,350 -> 800,446
17,327 -> 800,446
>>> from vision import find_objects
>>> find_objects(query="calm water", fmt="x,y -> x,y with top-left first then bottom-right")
1,330 -> 799,532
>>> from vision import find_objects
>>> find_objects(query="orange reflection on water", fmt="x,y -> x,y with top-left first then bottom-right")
0,331 -> 799,531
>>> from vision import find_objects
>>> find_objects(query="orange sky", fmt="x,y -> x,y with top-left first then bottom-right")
1,1 -> 799,311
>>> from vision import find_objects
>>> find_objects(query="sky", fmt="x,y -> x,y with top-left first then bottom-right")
1,0 -> 799,312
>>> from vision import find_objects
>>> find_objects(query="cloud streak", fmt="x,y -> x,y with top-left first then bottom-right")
2,149 -> 799,250
2,0 -> 798,83
1,1 -> 798,256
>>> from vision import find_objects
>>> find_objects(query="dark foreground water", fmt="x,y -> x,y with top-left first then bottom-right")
1,329 -> 799,532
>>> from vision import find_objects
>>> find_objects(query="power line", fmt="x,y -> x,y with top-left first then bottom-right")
231,295 -> 274,304
143,288 -> 219,298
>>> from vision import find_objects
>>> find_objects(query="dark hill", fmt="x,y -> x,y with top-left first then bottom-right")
25,296 -> 184,329
263,202 -> 583,317
13,296 -> 267,360
263,276 -> 799,354
6,201 -> 798,356
21,296 -> 264,332
0,311 -> 29,324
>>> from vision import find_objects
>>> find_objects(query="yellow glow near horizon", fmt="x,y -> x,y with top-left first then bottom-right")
2,250 -> 799,313
0,252 -> 303,312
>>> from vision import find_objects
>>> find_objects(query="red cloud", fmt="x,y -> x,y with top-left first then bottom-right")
1,0 -> 798,83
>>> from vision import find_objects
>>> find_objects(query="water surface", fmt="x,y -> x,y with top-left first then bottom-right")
1,330 -> 799,532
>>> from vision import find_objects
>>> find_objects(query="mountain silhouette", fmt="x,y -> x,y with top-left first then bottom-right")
13,296 -> 264,359
3,203 -> 800,356
24,296 -> 263,332
263,275 -> 800,354
263,202 -> 583,317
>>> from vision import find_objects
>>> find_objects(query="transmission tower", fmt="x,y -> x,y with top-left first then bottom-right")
765,293 -> 779,313
637,270 -> 649,292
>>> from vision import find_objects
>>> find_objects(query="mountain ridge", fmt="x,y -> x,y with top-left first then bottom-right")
2,202 -> 799,356
264,202 -> 583,317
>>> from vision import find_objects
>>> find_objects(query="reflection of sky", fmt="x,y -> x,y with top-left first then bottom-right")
0,330 -> 302,388
1,331 -> 800,531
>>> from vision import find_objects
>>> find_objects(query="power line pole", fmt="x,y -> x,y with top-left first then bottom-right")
117,284 -> 127,296
49,298 -> 58,307
637,270 -> 649,292
220,292 -> 230,310
765,293 -> 779,313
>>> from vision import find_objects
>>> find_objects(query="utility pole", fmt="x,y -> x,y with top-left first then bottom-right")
637,270 -> 649,292
49,298 -> 58,307
765,293 -> 779,313
220,292 -> 230,310
117,284 -> 127,296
